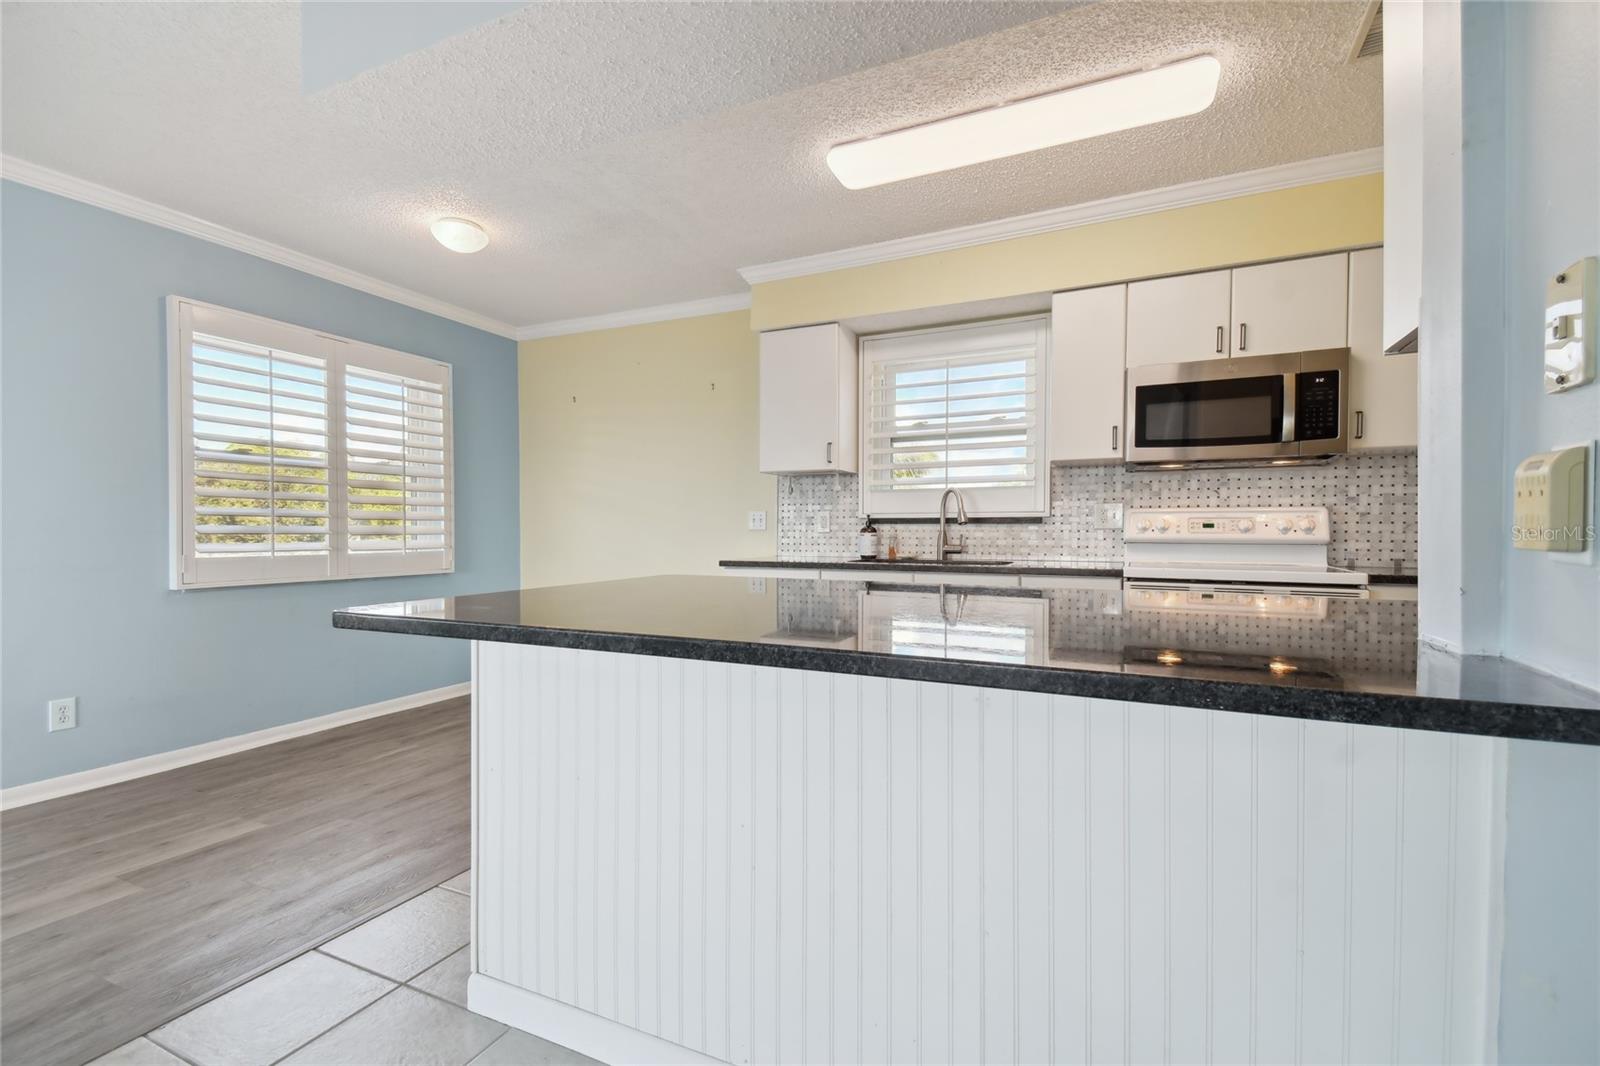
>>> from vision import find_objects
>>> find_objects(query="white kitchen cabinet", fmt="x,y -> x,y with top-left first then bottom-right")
1125,269 -> 1232,366
1347,247 -> 1418,449
908,571 -> 1021,587
1048,284 -> 1127,462
758,322 -> 858,474
1383,0 -> 1423,353
1229,253 -> 1350,356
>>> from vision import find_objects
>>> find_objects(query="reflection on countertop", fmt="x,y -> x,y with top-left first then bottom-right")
335,575 -> 1598,744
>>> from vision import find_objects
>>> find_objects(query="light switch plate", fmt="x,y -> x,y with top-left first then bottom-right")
1099,502 -> 1124,530
1551,440 -> 1597,568
1512,442 -> 1589,552
747,511 -> 767,531
814,509 -> 831,533
1545,257 -> 1596,393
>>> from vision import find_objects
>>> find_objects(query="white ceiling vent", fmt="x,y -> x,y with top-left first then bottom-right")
1348,0 -> 1383,62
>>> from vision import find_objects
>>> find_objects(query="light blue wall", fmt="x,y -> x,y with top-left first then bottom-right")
1484,4 -> 1600,1059
1497,0 -> 1600,690
1,180 -> 520,788
1500,739 -> 1600,1065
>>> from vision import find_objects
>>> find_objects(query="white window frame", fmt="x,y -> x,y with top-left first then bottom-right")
168,296 -> 455,590
858,315 -> 1050,519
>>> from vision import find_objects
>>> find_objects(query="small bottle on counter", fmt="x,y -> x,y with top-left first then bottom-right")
857,516 -> 881,560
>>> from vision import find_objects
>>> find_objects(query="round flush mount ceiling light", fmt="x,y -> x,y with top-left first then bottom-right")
430,217 -> 489,254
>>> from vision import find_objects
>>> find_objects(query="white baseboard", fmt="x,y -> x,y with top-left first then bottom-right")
0,682 -> 471,811
466,973 -> 722,1065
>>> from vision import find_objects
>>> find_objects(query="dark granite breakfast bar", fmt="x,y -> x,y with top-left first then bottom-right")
334,574 -> 1600,745
338,575 -> 1600,1064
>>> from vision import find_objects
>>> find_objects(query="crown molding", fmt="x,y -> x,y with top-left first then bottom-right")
737,147 -> 1384,286
1,155 -> 519,339
514,292 -> 752,341
4,146 -> 1381,343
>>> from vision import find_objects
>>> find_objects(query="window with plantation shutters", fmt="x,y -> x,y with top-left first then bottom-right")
859,316 -> 1049,518
342,356 -> 451,574
170,297 -> 454,589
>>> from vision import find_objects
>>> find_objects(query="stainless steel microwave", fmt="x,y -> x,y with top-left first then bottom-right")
1125,348 -> 1349,467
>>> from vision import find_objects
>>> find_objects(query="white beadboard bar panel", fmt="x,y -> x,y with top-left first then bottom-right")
472,641 -> 1502,1065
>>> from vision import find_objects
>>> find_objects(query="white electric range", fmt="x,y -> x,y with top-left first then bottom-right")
1122,506 -> 1368,617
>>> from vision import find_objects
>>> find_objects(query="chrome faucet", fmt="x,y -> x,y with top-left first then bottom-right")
936,488 -> 968,561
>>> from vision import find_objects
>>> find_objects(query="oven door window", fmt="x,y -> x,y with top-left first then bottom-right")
1133,375 -> 1285,448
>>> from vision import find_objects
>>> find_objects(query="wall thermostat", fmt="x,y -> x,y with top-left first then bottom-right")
1545,257 -> 1596,393
1512,444 -> 1589,552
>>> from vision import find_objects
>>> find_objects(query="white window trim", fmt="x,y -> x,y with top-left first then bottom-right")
858,314 -> 1050,519
168,296 -> 455,590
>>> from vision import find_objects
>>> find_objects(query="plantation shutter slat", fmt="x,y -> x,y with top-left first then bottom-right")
342,360 -> 453,570
859,317 -> 1049,518
171,297 -> 455,589
187,330 -> 332,576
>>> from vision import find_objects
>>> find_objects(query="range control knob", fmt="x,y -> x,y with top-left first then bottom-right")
1154,516 -> 1172,533
1275,518 -> 1293,534
1235,518 -> 1255,533
1298,516 -> 1318,533
1134,518 -> 1151,533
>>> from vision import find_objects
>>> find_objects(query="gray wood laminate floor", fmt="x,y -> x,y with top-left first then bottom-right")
1,697 -> 470,1066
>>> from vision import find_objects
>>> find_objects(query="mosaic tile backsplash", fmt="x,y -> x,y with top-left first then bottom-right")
776,450 -> 1418,573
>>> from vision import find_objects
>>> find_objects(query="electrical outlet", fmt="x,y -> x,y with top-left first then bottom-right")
746,577 -> 767,594
747,510 -> 767,531
48,697 -> 77,732
814,508 -> 831,533
1099,502 -> 1124,530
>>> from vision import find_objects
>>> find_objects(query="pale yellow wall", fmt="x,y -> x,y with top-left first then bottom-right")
518,311 -> 775,588
750,173 -> 1384,330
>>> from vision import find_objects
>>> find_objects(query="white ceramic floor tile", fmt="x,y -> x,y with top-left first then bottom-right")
439,870 -> 470,895
281,986 -> 504,1066
319,887 -> 469,981
466,1027 -> 602,1066
86,1037 -> 188,1066
409,945 -> 469,1007
151,950 -> 393,1066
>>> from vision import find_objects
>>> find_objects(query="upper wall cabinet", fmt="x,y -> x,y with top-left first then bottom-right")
1125,269 -> 1232,366
1229,253 -> 1350,356
1126,255 -> 1353,367
1382,0 -> 1423,352
759,322 -> 858,474
1347,247 -> 1418,449
1049,284 -> 1127,463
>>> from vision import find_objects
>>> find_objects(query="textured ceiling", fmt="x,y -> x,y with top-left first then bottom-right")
1,1 -> 1381,329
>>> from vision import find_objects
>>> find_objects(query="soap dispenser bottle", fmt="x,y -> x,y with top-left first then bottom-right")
856,517 -> 880,560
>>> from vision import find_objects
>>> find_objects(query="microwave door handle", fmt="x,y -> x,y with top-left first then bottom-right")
1281,373 -> 1297,444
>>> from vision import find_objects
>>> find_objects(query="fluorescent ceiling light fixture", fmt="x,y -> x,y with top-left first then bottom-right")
431,216 -> 489,253
826,55 -> 1222,189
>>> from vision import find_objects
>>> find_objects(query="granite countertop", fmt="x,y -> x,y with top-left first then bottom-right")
719,557 -> 1420,584
335,575 -> 1593,744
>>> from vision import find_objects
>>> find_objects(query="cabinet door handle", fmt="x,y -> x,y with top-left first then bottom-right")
1354,410 -> 1365,439
826,441 -> 833,464
1111,425 -> 1119,451
1238,323 -> 1247,352
1215,325 -> 1224,354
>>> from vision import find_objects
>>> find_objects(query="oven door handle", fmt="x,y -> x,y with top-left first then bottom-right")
1281,372 -> 1297,444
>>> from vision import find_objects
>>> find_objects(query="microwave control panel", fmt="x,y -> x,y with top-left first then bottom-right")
1295,370 -> 1341,441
